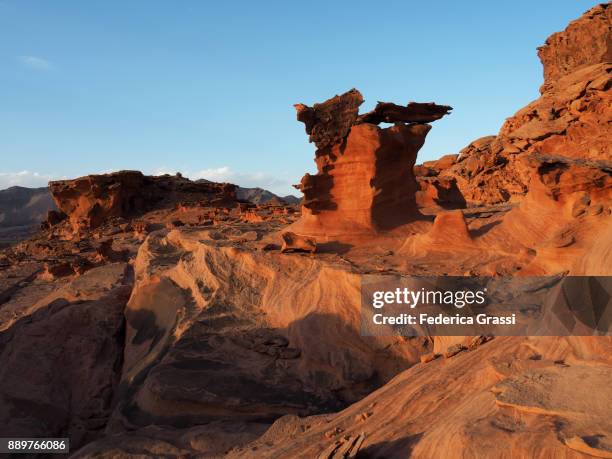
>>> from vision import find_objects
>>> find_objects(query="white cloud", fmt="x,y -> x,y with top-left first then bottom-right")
0,171 -> 56,190
152,166 -> 295,196
192,166 -> 233,182
19,55 -> 52,71
193,167 -> 291,193
151,167 -> 182,177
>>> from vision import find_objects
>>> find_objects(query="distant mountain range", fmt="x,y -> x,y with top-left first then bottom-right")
0,186 -> 57,247
236,186 -> 301,205
0,186 -> 56,228
194,179 -> 300,205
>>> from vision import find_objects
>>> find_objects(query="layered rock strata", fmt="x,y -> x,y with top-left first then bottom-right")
293,89 -> 451,237
427,3 -> 611,206
49,171 -> 237,234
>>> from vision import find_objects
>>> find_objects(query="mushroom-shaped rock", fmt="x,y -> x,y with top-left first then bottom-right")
290,89 -> 452,239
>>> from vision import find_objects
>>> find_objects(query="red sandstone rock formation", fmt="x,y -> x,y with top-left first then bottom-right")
0,4 -> 610,459
538,2 -> 611,91
49,171 -> 237,234
292,89 -> 451,237
429,3 -> 611,206
357,101 -> 452,125
225,337 -> 612,459
414,155 -> 466,211
294,88 -> 364,150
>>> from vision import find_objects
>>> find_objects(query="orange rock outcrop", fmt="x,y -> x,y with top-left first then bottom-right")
292,89 -> 451,237
426,3 -> 611,206
49,171 -> 237,234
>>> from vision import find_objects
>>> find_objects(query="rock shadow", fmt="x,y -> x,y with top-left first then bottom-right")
469,220 -> 502,238
316,241 -> 354,254
356,432 -> 424,458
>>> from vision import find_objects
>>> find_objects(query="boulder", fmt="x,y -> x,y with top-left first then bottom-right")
280,231 -> 317,254
294,88 -> 364,149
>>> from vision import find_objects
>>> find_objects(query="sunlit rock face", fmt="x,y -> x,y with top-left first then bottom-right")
49,171 -> 237,235
293,88 -> 452,237
433,3 -> 611,206
537,3 -> 611,91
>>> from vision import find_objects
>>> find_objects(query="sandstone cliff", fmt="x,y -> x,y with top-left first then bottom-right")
425,3 -> 611,206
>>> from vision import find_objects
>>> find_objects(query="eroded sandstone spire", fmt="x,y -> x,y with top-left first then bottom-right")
292,89 -> 452,237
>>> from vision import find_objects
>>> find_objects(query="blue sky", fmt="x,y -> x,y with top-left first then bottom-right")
0,0 -> 597,195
